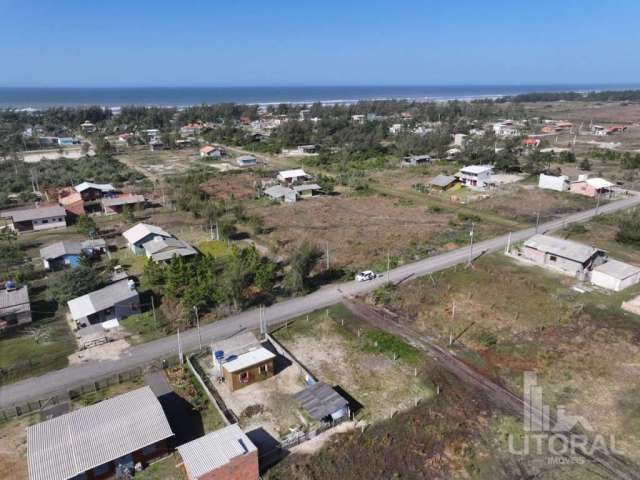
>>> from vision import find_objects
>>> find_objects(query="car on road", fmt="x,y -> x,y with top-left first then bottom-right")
355,270 -> 377,282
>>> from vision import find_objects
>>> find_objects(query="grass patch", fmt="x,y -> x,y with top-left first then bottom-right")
361,330 -> 421,365
72,378 -> 145,408
197,240 -> 232,257
120,311 -> 167,344
135,454 -> 186,480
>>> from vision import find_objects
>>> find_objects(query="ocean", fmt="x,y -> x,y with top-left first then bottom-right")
0,84 -> 638,109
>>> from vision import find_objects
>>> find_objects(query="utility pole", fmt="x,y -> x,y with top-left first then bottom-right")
505,231 -> 512,255
193,306 -> 202,351
151,295 -> 157,329
177,328 -> 183,365
467,222 -> 475,266
326,241 -> 330,270
535,210 -> 541,233
387,251 -> 391,284
596,193 -> 601,214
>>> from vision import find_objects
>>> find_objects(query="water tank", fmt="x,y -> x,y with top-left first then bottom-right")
127,279 -> 136,290
214,350 -> 224,360
5,280 -> 16,291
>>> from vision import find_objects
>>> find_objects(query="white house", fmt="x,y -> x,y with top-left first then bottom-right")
389,124 -> 403,135
538,173 -> 570,192
591,259 -> 640,292
453,133 -> 468,147
456,165 -> 493,190
122,223 -> 173,255
67,279 -> 140,328
277,169 -> 309,185
0,205 -> 67,233
264,185 -> 297,203
493,122 -> 520,137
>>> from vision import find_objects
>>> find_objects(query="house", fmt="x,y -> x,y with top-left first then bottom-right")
74,182 -> 116,202
264,185 -> 297,203
493,121 -> 520,137
200,146 -> 225,159
522,138 -> 541,148
606,125 -> 627,135
389,123 -> 403,135
80,120 -> 96,133
469,128 -> 485,136
0,285 -> 32,329
57,187 -> 85,216
446,147 -> 462,160
538,173 -> 570,192
177,424 -> 259,480
67,278 -> 140,328
569,177 -> 615,198
292,183 -> 321,198
520,234 -> 607,280
122,223 -> 173,255
456,165 -> 493,190
180,123 -> 203,136
453,133 -> 468,147
236,155 -> 257,167
143,237 -> 198,263
0,205 -> 67,233
27,386 -> 173,480
40,239 -> 106,270
351,114 -> 365,124
211,332 -> 276,392
401,155 -> 433,167
102,194 -> 146,215
592,125 -> 607,136
277,169 -> 309,184
294,381 -> 350,423
297,144 -> 317,154
57,137 -> 75,146
430,174 -> 459,191
590,259 -> 640,292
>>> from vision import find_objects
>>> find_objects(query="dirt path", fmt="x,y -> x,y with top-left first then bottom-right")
342,299 -> 640,480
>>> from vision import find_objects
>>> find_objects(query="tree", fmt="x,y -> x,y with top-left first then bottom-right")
616,211 -> 640,246
284,241 -> 321,294
579,158 -> 592,171
122,204 -> 135,223
75,214 -> 97,236
49,266 -> 102,303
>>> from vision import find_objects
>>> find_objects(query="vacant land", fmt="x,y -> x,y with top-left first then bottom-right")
200,172 -> 258,200
369,251 -> 640,462
273,305 -> 434,424
252,193 -> 466,271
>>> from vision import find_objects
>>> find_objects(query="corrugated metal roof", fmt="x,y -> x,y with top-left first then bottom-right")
222,347 -> 275,373
524,234 -> 602,263
592,259 -> 640,280
39,239 -> 104,260
101,194 -> 145,207
74,182 -> 115,193
1,205 -> 66,223
294,382 -> 349,421
278,169 -> 308,178
67,279 -> 138,321
0,286 -> 30,316
177,424 -> 256,478
430,174 -> 457,187
292,184 -> 321,192
585,178 -> 614,189
122,223 -> 172,245
151,247 -> 198,262
459,165 -> 493,174
264,185 -> 296,198
27,386 -> 173,480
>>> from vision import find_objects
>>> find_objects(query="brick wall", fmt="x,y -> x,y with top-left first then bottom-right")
197,450 -> 259,480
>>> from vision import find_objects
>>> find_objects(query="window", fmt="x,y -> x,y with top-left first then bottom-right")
549,255 -> 557,262
240,371 -> 250,384
259,364 -> 269,375
42,219 -> 48,224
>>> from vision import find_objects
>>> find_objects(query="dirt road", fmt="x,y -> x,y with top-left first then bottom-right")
342,299 -> 640,480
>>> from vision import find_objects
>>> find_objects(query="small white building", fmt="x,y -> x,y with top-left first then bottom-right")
277,169 -> 309,185
456,165 -> 493,190
389,124 -> 403,135
493,122 -> 520,137
0,205 -> 67,233
591,259 -> 640,292
453,133 -> 468,147
538,173 -> 570,192
264,185 -> 297,203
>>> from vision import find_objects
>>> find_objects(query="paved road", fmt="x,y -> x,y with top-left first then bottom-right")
2,193 -> 640,408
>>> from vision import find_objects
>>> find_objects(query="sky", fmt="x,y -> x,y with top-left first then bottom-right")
0,0 -> 639,87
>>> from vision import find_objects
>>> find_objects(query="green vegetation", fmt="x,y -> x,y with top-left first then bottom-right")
283,240 -> 321,294
197,240 -> 232,257
135,454 -> 186,480
48,265 -> 103,303
120,312 -> 167,344
616,210 -> 640,246
360,330 -> 421,365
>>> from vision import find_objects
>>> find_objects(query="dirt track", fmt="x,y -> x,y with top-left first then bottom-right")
342,299 -> 640,480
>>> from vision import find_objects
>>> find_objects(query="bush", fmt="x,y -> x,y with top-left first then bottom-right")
616,211 -> 640,246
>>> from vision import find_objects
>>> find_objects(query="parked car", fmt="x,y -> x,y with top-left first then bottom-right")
355,270 -> 376,282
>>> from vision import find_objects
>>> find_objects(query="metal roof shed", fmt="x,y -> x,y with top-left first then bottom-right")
294,381 -> 349,421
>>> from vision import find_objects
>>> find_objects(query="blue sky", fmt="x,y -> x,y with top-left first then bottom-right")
0,0 -> 638,87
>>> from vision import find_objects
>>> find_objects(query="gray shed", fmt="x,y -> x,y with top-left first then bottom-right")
294,381 -> 349,422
